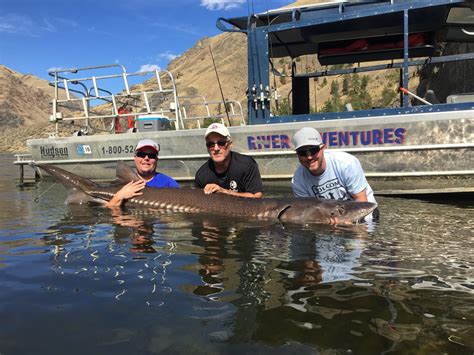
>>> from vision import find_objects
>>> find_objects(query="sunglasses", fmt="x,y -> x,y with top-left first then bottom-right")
135,151 -> 158,160
296,145 -> 322,157
206,140 -> 229,149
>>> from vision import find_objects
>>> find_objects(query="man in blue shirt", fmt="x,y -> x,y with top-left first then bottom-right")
106,139 -> 179,207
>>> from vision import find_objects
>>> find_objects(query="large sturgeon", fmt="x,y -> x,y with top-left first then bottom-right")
37,162 -> 377,225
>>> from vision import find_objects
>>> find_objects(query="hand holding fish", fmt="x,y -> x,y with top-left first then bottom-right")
106,180 -> 146,207
203,183 -> 263,198
203,183 -> 223,195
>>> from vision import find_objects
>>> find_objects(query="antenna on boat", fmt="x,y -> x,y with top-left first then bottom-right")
208,45 -> 231,126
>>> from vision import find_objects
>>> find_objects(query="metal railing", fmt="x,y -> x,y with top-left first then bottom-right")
178,95 -> 245,128
48,64 -> 184,132
47,64 -> 245,134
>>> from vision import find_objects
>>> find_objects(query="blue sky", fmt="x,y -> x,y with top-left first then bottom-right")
0,0 -> 293,81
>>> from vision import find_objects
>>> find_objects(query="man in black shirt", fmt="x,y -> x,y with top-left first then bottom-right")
195,123 -> 263,198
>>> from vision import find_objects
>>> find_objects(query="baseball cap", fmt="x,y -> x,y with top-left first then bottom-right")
135,139 -> 160,153
293,127 -> 323,150
205,123 -> 231,139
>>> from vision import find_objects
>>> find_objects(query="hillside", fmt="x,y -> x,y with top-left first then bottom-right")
0,64 -> 81,153
0,64 -> 54,129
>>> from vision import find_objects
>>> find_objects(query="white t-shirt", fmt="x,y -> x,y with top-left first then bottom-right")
292,150 -> 376,204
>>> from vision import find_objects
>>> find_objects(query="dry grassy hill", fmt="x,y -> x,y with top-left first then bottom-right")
0,65 -> 79,153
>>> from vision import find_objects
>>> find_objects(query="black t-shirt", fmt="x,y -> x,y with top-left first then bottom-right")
195,151 -> 263,194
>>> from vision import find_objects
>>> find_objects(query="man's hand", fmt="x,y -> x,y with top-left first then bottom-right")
106,180 -> 146,207
203,183 -> 262,198
203,183 -> 223,195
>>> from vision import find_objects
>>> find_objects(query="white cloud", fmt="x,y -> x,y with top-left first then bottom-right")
138,64 -> 161,73
159,51 -> 178,61
42,18 -> 57,32
201,0 -> 245,11
0,14 -> 36,36
149,21 -> 201,37
56,18 -> 78,28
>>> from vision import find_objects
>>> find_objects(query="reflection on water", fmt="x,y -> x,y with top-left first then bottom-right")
0,154 -> 473,354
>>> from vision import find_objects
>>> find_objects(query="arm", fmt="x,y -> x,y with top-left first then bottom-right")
340,154 -> 370,201
351,189 -> 368,202
106,180 -> 146,208
203,183 -> 262,198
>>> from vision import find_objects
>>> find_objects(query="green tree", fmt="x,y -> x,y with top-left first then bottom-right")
279,68 -> 287,85
342,77 -> 349,95
321,95 -> 344,112
275,98 -> 291,116
203,117 -> 221,128
330,80 -> 339,96
378,87 -> 397,107
345,74 -> 373,110
361,75 -> 369,90
350,74 -> 361,93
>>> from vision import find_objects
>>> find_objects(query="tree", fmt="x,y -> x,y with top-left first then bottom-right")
342,77 -> 349,95
330,80 -> 339,96
275,98 -> 291,116
279,68 -> 287,85
345,74 -> 373,110
378,87 -> 397,107
361,75 -> 369,90
321,95 -> 344,112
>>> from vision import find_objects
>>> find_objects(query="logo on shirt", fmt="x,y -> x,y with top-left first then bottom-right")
229,180 -> 238,191
311,178 -> 350,200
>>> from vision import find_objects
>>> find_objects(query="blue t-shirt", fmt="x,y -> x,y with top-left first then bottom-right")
146,172 -> 180,188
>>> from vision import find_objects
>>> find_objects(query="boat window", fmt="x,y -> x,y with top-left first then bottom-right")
447,7 -> 474,25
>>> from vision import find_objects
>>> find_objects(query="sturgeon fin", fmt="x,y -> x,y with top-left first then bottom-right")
65,190 -> 107,205
115,161 -> 141,183
276,204 -> 292,220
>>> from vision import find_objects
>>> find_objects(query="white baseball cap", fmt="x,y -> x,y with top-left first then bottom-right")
135,139 -> 160,153
205,123 -> 231,139
293,127 -> 323,150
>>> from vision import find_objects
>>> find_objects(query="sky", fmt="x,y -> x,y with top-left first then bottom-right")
0,0 -> 294,82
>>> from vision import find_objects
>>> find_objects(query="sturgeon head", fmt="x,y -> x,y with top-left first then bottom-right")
278,198 -> 377,224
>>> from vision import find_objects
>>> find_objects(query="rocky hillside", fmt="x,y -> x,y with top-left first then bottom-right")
0,64 -> 80,152
0,65 -> 53,129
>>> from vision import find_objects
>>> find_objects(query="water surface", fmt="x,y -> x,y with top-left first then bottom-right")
0,154 -> 473,354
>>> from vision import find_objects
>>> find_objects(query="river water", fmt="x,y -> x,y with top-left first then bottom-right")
0,154 -> 473,354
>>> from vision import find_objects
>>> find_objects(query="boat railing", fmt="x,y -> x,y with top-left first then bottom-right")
13,153 -> 33,164
178,95 -> 245,128
48,64 -> 184,133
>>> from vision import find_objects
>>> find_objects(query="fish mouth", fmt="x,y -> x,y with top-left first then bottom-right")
347,202 -> 378,224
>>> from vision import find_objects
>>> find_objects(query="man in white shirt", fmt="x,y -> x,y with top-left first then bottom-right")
291,127 -> 379,221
